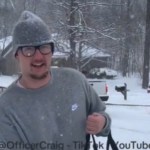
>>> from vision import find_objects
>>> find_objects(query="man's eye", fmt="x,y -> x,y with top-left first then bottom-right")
41,45 -> 50,49
25,47 -> 34,51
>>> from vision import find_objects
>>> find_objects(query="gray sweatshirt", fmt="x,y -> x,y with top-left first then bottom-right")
0,67 -> 111,150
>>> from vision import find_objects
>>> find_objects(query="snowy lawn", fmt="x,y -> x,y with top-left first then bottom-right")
0,75 -> 17,88
93,76 -> 150,150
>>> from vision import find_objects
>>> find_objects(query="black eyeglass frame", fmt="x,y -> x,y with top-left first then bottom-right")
17,43 -> 54,57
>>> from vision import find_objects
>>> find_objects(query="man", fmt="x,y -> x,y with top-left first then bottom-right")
0,11 -> 111,150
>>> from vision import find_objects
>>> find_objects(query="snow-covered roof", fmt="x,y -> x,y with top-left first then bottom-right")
56,40 -> 111,58
82,47 -> 110,58
52,51 -> 69,59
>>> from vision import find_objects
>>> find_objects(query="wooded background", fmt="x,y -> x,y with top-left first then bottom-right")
0,0 -> 149,88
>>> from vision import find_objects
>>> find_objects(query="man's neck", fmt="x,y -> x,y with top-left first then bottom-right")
19,74 -> 51,89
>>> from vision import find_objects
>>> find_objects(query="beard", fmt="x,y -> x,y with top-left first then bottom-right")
30,70 -> 49,80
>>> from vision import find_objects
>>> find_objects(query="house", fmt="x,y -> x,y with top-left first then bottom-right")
0,36 -> 111,75
80,46 -> 111,71
0,36 -> 19,75
52,41 -> 111,72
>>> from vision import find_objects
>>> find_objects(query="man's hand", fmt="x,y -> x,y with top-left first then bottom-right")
86,113 -> 106,134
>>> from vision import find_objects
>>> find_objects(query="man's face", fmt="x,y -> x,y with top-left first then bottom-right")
16,44 -> 52,80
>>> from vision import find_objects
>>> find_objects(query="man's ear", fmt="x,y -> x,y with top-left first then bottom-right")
15,52 -> 19,60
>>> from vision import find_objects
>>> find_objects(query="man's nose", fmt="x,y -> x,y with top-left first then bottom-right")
33,49 -> 43,59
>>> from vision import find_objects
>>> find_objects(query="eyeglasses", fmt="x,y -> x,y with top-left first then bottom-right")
19,44 -> 52,57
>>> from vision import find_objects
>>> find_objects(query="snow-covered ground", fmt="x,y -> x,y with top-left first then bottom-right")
93,76 -> 150,150
0,75 -> 17,88
0,75 -> 150,150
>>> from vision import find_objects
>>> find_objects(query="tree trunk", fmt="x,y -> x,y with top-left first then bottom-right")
122,0 -> 131,77
142,0 -> 150,89
68,0 -> 77,69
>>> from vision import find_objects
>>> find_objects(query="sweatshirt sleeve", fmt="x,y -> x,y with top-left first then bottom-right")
81,75 -> 111,136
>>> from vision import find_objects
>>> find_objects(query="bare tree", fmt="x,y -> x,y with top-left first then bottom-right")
0,0 -> 147,75
46,0 -> 122,71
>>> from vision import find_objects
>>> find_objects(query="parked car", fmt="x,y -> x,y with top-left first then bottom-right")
88,79 -> 109,101
88,67 -> 117,79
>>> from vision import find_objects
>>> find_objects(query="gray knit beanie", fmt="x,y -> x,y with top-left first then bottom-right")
12,11 -> 54,55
